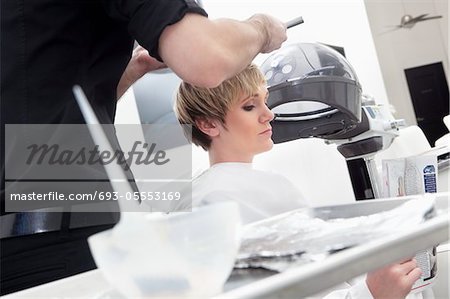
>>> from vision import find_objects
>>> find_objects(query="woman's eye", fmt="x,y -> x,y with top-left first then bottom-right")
243,105 -> 255,111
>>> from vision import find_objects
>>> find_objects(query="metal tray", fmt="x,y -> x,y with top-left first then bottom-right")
216,193 -> 450,299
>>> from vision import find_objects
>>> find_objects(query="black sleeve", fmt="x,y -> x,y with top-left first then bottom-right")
103,0 -> 208,62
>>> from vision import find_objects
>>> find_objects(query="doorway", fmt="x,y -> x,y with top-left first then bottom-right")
405,62 -> 449,145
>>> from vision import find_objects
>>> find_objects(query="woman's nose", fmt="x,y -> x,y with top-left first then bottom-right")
261,104 -> 274,123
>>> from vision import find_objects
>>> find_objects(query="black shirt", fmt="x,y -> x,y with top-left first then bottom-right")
0,0 -> 207,216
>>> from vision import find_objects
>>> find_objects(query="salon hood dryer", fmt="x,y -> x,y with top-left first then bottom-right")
261,43 -> 405,200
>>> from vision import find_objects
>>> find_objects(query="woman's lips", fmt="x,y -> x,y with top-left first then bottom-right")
260,128 -> 272,135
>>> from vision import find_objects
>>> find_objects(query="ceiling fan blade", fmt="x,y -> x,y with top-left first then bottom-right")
410,14 -> 429,22
419,15 -> 443,21
384,25 -> 401,28
379,27 -> 402,35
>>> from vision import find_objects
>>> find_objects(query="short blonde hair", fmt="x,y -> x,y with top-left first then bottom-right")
175,64 -> 266,150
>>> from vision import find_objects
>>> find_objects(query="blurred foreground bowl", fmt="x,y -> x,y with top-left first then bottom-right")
88,201 -> 241,298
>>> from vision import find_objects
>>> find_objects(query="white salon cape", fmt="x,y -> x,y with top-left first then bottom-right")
190,162 -> 428,299
192,162 -> 306,223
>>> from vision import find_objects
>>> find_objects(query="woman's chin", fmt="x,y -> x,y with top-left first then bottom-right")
256,141 -> 274,154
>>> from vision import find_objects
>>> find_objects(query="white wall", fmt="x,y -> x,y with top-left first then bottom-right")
364,0 -> 449,126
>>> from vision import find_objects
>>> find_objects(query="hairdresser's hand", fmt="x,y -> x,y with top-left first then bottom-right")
247,14 -> 287,53
366,258 -> 422,299
117,46 -> 167,99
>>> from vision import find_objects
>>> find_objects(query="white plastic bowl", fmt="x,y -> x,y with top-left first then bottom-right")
88,201 -> 241,298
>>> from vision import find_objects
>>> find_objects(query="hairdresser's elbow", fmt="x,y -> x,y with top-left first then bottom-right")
186,57 -> 237,88
186,72 -> 226,88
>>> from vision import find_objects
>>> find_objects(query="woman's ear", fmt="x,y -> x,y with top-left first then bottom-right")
195,117 -> 220,137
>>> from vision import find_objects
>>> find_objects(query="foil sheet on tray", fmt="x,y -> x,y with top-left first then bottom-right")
236,198 -> 435,272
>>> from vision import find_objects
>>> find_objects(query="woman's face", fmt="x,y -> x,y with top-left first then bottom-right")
214,83 -> 274,162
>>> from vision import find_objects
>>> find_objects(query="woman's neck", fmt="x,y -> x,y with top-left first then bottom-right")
208,147 -> 254,166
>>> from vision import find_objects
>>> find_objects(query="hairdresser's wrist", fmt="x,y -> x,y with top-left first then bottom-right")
247,14 -> 271,53
246,14 -> 287,53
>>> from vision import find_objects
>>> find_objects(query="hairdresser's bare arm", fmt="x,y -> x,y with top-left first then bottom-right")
116,13 -> 286,98
159,13 -> 286,88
